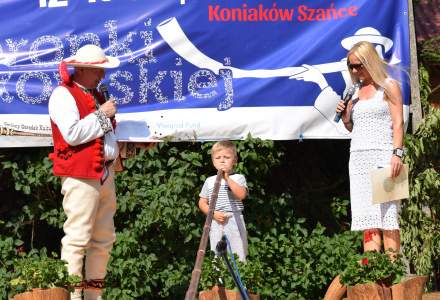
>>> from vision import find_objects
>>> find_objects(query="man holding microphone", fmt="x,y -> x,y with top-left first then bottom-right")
48,44 -> 119,300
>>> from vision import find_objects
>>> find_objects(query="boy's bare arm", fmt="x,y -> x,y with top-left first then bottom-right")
224,175 -> 247,200
198,197 -> 209,215
198,197 -> 226,224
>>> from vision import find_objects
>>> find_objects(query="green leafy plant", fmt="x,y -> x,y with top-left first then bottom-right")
0,236 -> 22,299
9,248 -> 81,297
0,137 -> 412,299
340,250 -> 406,287
399,62 -> 440,289
199,251 -> 265,294
420,35 -> 440,65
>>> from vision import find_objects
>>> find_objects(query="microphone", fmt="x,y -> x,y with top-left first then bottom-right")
99,84 -> 110,102
334,81 -> 361,123
99,83 -> 116,122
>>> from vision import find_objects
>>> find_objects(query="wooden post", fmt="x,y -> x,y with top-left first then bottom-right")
185,170 -> 223,300
407,0 -> 423,132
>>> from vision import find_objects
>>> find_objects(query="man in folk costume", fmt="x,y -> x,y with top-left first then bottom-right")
48,44 -> 120,300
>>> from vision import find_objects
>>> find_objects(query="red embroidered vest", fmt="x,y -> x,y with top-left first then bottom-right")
49,82 -> 110,179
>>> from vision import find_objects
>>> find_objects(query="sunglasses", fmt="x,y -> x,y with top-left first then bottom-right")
347,63 -> 364,71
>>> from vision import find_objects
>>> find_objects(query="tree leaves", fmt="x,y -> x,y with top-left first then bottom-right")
400,65 -> 440,286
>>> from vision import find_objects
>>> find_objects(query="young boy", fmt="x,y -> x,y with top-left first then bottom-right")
198,141 -> 249,261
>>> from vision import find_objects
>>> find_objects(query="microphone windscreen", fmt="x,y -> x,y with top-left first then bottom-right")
99,84 -> 110,101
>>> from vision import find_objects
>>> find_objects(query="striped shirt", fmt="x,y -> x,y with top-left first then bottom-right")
199,174 -> 247,212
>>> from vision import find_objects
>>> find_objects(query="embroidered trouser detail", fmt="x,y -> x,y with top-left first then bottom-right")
86,279 -> 105,289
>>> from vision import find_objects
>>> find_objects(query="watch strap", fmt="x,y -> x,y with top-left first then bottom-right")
393,148 -> 404,158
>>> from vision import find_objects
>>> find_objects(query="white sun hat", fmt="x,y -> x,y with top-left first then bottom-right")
341,27 -> 393,53
63,44 -> 120,68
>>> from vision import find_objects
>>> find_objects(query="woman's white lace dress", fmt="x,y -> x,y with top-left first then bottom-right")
349,85 -> 400,231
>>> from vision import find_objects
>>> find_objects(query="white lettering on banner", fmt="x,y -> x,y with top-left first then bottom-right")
105,20 -> 138,62
16,72 -> 53,104
218,69 -> 233,111
0,65 -> 234,109
38,0 -> 185,8
39,0 -> 109,7
65,33 -> 101,56
5,39 -> 28,66
170,70 -> 184,102
0,17 -> 235,110
188,70 -> 218,99
30,36 -> 64,65
39,0 -> 68,8
0,73 -> 13,103
108,71 -> 134,105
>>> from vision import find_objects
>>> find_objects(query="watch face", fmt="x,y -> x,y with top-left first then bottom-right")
394,149 -> 404,157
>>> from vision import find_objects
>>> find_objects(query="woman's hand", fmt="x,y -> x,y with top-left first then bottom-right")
390,155 -> 403,177
335,99 -> 352,124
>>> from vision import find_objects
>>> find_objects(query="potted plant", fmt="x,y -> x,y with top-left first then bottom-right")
199,251 -> 263,300
339,250 -> 427,300
8,248 -> 81,300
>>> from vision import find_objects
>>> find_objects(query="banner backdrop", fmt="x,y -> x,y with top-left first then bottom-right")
0,0 -> 410,146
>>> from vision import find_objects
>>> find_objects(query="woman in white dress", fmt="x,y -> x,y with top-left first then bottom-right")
335,41 -> 404,255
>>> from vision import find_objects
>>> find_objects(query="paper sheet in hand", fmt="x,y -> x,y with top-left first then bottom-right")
370,164 -> 409,204
115,120 -> 153,142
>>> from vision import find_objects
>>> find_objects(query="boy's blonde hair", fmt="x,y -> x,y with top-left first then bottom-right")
211,140 -> 237,158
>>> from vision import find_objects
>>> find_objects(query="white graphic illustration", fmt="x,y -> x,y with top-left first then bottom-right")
0,16 -> 406,146
156,18 -> 406,138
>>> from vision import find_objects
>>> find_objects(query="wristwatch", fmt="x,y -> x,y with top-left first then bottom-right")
393,148 -> 404,158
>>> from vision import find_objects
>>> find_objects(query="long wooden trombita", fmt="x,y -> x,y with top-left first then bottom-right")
185,169 -> 223,300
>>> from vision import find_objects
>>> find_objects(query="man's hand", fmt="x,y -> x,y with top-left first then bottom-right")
100,100 -> 117,118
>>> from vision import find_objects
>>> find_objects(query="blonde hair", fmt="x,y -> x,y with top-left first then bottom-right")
347,41 -> 395,100
211,140 -> 237,158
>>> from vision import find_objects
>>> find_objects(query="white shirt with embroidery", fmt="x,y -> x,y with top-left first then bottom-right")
48,83 -> 119,161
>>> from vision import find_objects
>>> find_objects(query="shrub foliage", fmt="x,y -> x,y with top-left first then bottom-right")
0,138 -> 362,299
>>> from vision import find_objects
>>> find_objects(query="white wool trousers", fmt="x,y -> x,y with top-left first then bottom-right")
60,167 -> 116,283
